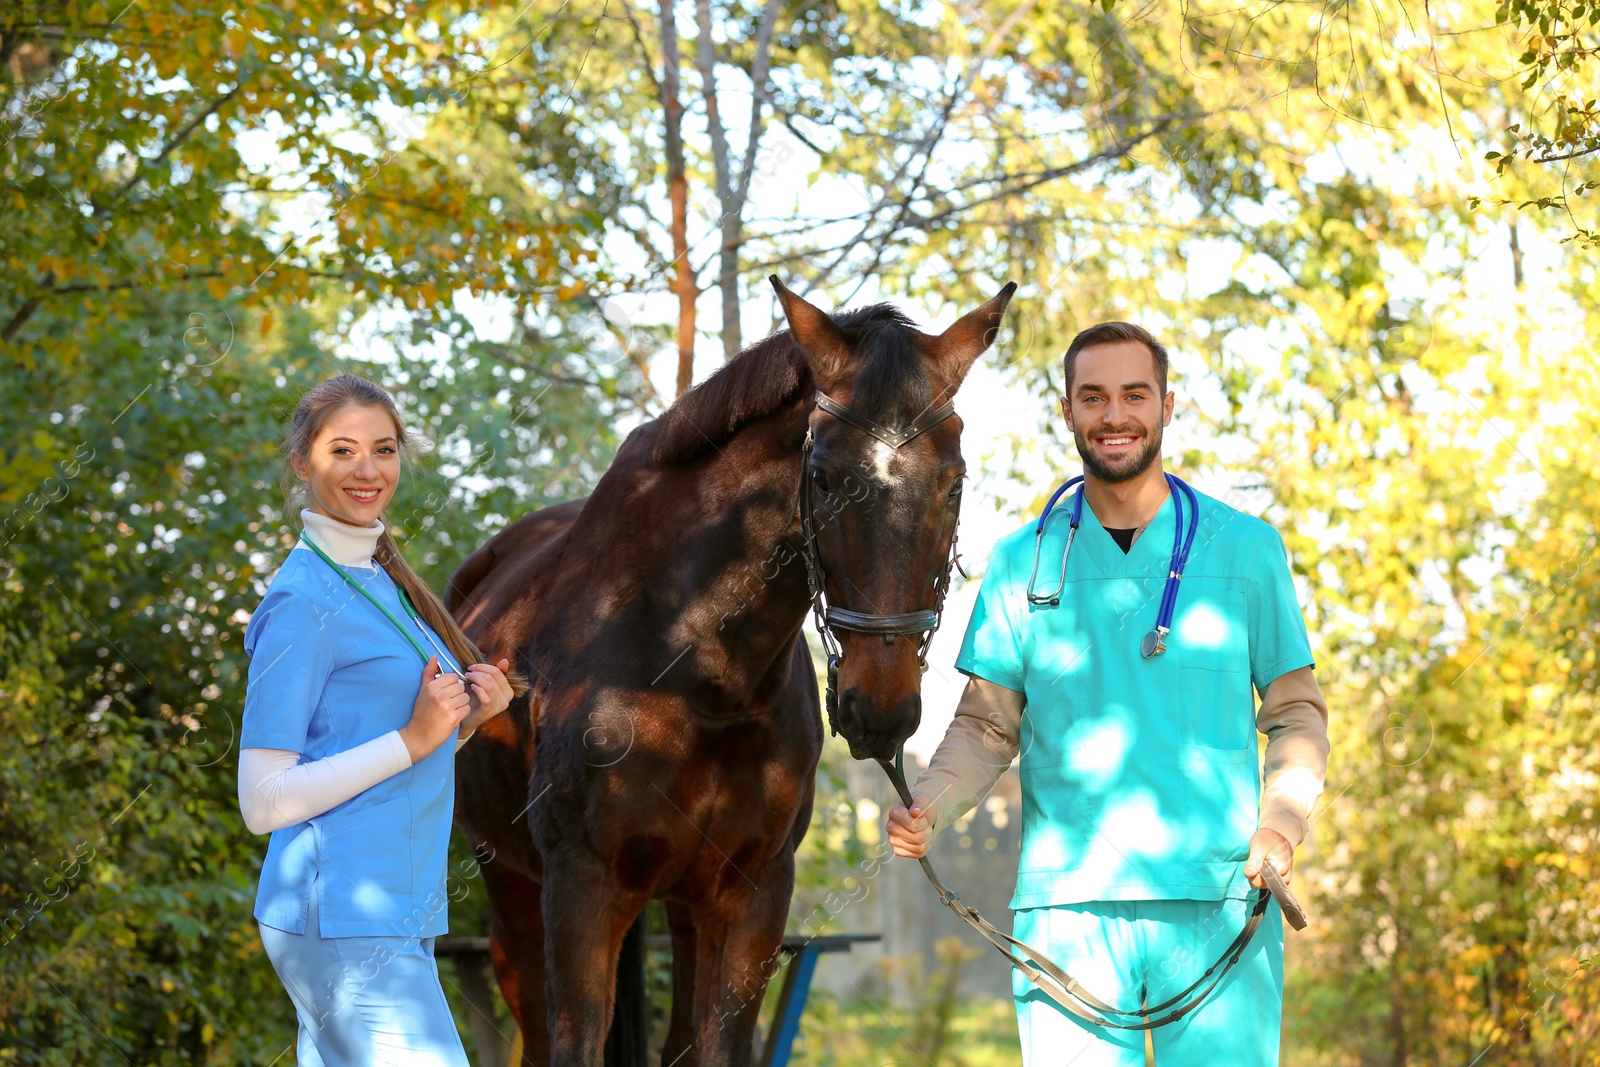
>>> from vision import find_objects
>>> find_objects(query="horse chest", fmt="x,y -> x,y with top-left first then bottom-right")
616,756 -> 802,836
574,749 -> 808,890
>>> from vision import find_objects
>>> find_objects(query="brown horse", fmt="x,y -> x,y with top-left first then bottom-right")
446,277 -> 1015,1066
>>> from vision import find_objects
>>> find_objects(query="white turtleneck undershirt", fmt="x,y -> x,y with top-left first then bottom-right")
295,506 -> 388,572
237,509 -> 476,836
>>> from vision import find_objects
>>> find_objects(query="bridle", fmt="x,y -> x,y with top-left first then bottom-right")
795,390 -> 964,736
794,388 -> 1306,1030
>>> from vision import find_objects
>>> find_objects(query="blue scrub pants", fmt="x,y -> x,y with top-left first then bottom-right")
1013,896 -> 1284,1067
257,873 -> 470,1067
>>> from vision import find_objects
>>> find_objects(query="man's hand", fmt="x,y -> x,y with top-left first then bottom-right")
1243,827 -> 1294,888
886,792 -> 936,858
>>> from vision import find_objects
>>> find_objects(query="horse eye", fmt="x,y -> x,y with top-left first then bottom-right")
948,478 -> 965,500
812,469 -> 832,495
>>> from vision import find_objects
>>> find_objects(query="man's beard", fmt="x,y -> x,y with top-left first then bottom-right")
1073,423 -> 1163,483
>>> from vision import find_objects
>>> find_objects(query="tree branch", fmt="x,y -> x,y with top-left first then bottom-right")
1,292 -> 43,344
776,112 -> 828,157
1532,144 -> 1600,163
565,286 -> 666,410
117,85 -> 242,195
742,120 -> 1186,283
800,0 -> 1040,300
616,0 -> 664,97
905,121 -> 1178,232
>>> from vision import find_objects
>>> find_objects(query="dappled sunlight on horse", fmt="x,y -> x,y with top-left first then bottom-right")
446,276 -> 1015,1066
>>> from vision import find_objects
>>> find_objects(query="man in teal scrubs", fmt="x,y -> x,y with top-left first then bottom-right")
887,322 -> 1331,1065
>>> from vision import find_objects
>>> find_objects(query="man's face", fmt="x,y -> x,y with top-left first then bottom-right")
1060,340 -> 1175,483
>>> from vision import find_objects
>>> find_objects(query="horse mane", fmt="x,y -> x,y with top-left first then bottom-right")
650,333 -> 810,464
650,303 -> 933,465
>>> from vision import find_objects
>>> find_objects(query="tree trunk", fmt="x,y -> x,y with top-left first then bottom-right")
693,0 -> 741,359
659,0 -> 697,395
1511,220 -> 1530,367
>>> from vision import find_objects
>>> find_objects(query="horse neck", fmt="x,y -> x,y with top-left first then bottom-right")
686,397 -> 816,688
577,394 -> 816,705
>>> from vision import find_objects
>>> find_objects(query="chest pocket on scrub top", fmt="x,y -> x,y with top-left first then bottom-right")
1173,584 -> 1253,757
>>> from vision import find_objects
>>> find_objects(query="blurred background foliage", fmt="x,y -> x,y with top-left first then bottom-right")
3,0 -> 1599,1063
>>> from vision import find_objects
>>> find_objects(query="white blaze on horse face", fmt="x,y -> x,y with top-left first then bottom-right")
868,441 -> 900,487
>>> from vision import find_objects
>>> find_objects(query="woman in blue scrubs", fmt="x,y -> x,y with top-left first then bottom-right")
237,373 -> 527,1066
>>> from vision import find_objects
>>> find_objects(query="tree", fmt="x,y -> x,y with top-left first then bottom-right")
0,0 -> 584,358
0,273 -> 640,1060
457,0 -> 1245,392
5,0 -> 1598,1060
1484,0 -> 1600,245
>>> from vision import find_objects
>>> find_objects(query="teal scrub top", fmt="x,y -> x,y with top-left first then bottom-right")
241,545 -> 465,938
955,482 -> 1314,909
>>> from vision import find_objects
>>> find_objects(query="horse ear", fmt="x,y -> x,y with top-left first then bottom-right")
769,275 -> 850,389
932,281 -> 1019,386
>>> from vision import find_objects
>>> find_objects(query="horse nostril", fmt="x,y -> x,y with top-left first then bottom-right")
840,689 -> 868,738
902,692 -> 922,729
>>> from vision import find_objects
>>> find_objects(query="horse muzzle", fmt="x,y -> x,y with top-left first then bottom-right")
833,687 -> 921,761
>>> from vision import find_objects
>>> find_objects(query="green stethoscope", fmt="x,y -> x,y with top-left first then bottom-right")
299,530 -> 464,681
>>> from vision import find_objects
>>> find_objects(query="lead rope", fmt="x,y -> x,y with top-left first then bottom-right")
875,749 -> 1271,1030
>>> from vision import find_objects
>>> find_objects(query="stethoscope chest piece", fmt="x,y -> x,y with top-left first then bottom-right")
1140,629 -> 1167,658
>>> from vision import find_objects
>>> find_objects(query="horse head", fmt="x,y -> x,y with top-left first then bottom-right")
770,275 -> 1017,762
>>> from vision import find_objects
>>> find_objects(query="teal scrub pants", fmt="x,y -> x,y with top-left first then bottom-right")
1013,896 -> 1284,1067
257,873 -> 470,1067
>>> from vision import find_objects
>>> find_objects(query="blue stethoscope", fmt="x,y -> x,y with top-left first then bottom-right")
1024,472 -> 1201,658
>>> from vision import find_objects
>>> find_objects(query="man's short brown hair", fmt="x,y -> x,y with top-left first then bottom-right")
1062,322 -> 1170,396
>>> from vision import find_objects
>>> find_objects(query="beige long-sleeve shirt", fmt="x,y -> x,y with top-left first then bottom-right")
911,665 -> 1331,849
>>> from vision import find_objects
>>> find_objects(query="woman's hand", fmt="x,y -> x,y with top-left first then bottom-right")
399,656 -> 472,762
459,657 -> 514,737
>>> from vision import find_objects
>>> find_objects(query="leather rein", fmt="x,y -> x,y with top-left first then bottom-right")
798,388 -> 1293,1031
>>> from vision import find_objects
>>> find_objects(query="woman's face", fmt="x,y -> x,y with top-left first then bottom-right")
291,404 -> 402,527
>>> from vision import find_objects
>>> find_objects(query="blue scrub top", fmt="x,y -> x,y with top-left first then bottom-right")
955,483 -> 1314,909
241,543 -> 465,938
